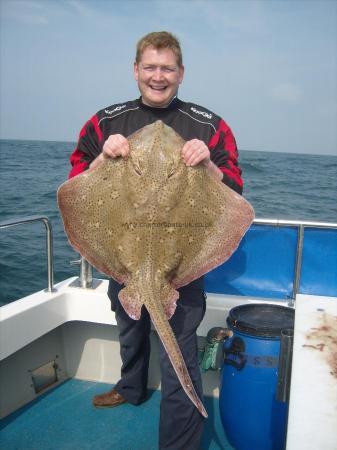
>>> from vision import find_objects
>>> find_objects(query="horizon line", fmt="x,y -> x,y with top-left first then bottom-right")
0,137 -> 336,157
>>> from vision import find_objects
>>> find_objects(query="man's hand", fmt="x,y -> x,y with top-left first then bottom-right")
181,139 -> 223,182
181,139 -> 210,167
90,134 -> 130,169
102,134 -> 130,160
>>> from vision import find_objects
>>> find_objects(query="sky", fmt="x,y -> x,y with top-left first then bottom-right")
0,0 -> 336,155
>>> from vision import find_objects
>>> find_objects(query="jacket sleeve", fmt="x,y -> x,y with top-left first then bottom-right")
69,114 -> 102,179
208,119 -> 243,194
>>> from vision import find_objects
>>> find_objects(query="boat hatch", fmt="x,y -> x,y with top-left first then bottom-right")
30,359 -> 59,394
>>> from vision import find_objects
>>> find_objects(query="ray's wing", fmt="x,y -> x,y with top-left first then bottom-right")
166,164 -> 255,288
57,157 -> 142,285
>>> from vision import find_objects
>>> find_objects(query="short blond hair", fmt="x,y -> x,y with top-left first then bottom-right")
135,31 -> 183,67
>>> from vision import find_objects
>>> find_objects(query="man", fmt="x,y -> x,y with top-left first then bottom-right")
69,31 -> 242,450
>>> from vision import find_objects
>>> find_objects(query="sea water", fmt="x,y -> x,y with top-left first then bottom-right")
0,139 -> 336,305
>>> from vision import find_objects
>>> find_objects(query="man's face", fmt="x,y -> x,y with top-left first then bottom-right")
134,46 -> 184,108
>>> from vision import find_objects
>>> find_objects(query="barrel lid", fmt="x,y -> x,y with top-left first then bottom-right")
227,304 -> 294,338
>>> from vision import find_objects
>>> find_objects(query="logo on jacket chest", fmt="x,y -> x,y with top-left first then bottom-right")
104,105 -> 126,115
190,107 -> 212,119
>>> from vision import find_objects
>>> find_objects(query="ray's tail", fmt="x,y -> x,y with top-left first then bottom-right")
148,303 -> 208,418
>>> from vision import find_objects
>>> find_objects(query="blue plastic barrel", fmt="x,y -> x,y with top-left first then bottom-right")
219,304 -> 294,450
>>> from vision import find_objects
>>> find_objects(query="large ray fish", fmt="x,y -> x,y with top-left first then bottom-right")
57,121 -> 254,418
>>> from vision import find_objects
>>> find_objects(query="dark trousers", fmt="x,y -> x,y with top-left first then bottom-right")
108,279 -> 207,450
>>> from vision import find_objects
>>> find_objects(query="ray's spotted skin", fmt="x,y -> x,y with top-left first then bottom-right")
57,121 -> 254,417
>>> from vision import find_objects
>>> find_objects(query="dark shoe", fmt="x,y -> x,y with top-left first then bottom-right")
92,388 -> 127,408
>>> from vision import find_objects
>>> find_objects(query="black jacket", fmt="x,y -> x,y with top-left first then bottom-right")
69,97 -> 243,194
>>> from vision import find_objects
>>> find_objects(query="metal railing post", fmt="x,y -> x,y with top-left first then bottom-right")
70,256 -> 93,288
292,224 -> 304,302
0,215 -> 55,293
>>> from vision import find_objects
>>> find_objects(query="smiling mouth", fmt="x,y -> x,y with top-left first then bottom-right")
150,85 -> 167,92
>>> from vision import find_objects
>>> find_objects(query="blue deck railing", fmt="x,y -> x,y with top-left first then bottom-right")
205,219 -> 337,301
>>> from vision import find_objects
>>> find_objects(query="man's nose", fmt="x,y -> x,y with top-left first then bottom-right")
152,68 -> 164,80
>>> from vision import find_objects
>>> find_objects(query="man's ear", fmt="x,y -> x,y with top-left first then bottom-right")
178,65 -> 185,84
134,62 -> 139,81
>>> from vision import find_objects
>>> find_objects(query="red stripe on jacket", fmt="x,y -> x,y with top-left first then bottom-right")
208,119 -> 243,192
69,115 -> 102,179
